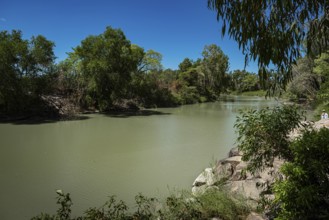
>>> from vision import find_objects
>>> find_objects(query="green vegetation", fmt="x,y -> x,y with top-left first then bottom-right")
32,189 -> 252,220
235,105 -> 329,219
207,1 -> 329,218
284,50 -> 329,118
6,1 -> 329,218
235,105 -> 304,175
274,128 -> 329,219
226,69 -> 262,95
208,0 -> 328,91
208,0 -> 329,112
0,30 -> 56,116
0,28 -> 264,119
235,90 -> 267,97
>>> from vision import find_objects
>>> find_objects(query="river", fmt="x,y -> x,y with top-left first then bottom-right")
0,96 -> 277,219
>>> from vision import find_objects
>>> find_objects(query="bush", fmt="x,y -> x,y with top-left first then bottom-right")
32,189 -> 251,220
273,128 -> 329,219
234,105 -> 329,219
177,86 -> 200,105
234,105 -> 305,175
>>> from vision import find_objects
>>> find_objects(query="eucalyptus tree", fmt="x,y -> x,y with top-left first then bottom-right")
201,44 -> 229,94
314,51 -> 329,101
314,51 -> 329,80
208,0 -> 329,89
139,49 -> 163,73
287,57 -> 319,100
230,70 -> 260,93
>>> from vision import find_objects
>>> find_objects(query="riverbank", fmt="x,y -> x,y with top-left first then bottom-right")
228,90 -> 267,97
191,118 -> 329,219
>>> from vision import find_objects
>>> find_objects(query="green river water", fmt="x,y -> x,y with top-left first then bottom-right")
0,96 -> 277,219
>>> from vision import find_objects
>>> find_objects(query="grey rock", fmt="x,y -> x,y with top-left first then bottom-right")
192,184 -> 208,195
246,212 -> 265,220
224,179 -> 264,201
228,147 -> 241,157
192,147 -> 284,212
193,168 -> 216,187
214,162 -> 234,180
223,155 -> 242,163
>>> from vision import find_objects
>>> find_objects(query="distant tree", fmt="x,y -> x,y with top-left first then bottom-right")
314,51 -> 329,81
230,70 -> 259,92
71,26 -> 139,111
54,53 -> 89,109
201,44 -> 229,94
178,58 -> 193,73
138,49 -> 163,73
208,0 -> 329,88
0,30 -> 55,115
287,57 -> 319,100
28,35 -> 56,75
314,51 -> 329,101
131,44 -> 146,73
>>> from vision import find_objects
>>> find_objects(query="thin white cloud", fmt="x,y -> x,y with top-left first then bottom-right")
0,18 -> 7,22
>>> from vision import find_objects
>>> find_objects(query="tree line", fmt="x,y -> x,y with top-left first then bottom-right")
0,27 -> 263,118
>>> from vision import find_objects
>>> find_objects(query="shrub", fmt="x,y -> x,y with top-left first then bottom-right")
32,189 -> 251,220
234,105 -> 306,175
273,128 -> 329,219
234,105 -> 329,219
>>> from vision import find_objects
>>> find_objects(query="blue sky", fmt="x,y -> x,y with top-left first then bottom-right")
1,0 -> 258,72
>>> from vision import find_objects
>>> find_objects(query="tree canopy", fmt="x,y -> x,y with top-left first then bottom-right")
0,30 -> 55,115
201,44 -> 229,93
0,27 -> 263,117
208,0 -> 329,88
71,26 -> 139,110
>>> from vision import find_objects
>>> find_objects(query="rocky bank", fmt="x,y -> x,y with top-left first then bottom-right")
192,147 -> 283,203
192,119 -> 329,219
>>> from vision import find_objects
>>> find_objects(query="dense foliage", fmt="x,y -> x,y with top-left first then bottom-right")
0,30 -> 56,116
0,27 -> 263,118
235,105 -> 329,219
274,128 -> 329,219
234,105 -> 305,174
71,27 -> 139,111
208,0 -> 329,89
284,50 -> 329,118
228,70 -> 260,93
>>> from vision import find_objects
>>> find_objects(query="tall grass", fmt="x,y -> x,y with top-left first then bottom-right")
32,188 -> 252,220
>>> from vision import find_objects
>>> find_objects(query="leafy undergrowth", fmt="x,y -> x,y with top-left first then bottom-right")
32,188 -> 252,220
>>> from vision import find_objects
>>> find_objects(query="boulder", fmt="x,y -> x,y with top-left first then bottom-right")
228,147 -> 242,157
214,162 -> 234,180
223,155 -> 242,163
230,161 -> 250,181
192,147 -> 284,204
224,179 -> 265,201
246,212 -> 265,220
192,168 -> 218,187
